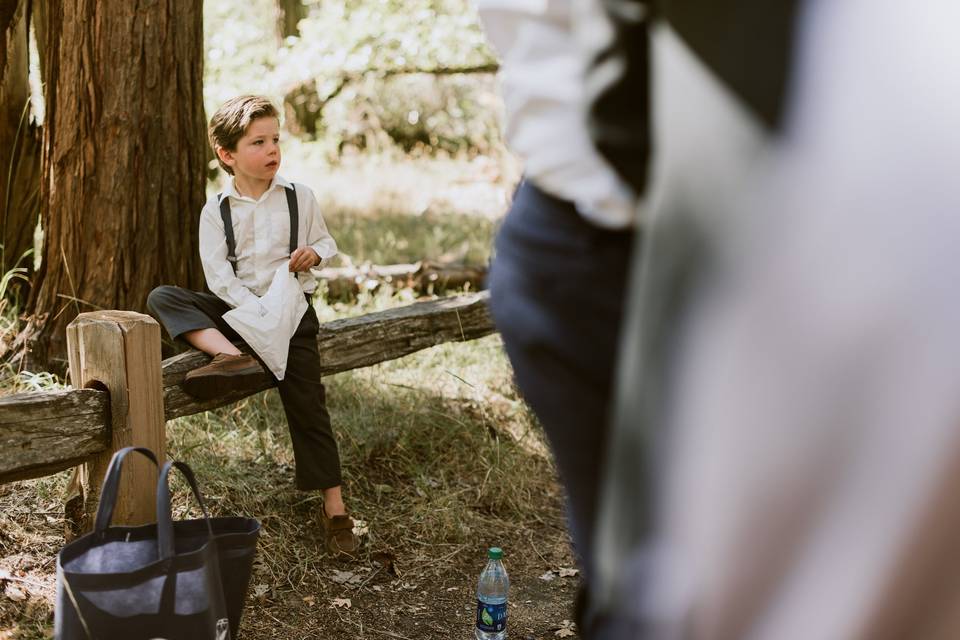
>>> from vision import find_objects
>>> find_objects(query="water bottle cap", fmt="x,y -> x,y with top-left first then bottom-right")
488,547 -> 503,560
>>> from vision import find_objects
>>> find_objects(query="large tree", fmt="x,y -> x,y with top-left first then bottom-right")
16,1 -> 208,372
276,0 -> 307,41
0,0 -> 41,284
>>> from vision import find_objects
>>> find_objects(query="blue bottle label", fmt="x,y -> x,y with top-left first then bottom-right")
476,600 -> 507,633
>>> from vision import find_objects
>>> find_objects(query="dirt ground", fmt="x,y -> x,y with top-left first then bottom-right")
240,520 -> 581,640
0,478 -> 582,640
1,334 -> 582,640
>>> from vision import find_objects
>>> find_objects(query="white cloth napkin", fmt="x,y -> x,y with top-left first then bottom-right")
223,262 -> 308,380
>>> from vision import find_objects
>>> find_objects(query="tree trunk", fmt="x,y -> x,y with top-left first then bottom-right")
16,1 -> 207,373
276,0 -> 307,41
0,0 -> 41,286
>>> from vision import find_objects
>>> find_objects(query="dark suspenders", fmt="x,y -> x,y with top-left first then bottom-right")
217,185 -> 299,275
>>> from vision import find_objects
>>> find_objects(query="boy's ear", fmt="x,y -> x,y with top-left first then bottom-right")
216,145 -> 235,168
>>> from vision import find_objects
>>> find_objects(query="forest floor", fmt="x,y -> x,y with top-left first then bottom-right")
0,158 -> 584,639
0,334 -> 582,640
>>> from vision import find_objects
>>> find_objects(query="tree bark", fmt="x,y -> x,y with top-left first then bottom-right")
0,0 -> 41,285
16,1 -> 207,373
276,0 -> 307,41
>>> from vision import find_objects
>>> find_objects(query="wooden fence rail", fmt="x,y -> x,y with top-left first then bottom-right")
0,292 -> 495,523
0,389 -> 110,483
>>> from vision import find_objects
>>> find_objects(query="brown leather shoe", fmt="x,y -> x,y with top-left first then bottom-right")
182,352 -> 265,399
322,511 -> 360,558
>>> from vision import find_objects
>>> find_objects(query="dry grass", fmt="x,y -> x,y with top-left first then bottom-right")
162,329 -> 558,579
0,156 -> 585,638
0,296 -> 580,639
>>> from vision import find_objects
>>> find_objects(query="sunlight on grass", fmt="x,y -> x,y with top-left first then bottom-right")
324,206 -> 496,267
162,330 -> 552,585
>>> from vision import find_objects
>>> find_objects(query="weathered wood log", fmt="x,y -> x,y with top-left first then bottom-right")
320,261 -> 487,300
162,291 -> 495,420
0,294 -> 496,486
0,389 -> 110,484
66,311 -> 166,530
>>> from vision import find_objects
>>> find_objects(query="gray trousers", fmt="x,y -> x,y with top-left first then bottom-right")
147,285 -> 342,490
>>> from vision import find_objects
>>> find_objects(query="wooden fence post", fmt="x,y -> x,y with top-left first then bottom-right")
65,311 -> 165,532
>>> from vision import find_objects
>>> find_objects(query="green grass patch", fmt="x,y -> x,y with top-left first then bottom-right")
323,205 -> 495,266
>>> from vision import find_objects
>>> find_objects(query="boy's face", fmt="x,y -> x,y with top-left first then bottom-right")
218,116 -> 281,184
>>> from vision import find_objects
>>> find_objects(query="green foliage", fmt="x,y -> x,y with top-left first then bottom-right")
323,205 -> 494,266
318,72 -> 502,157
276,0 -> 495,87
0,252 -> 32,358
204,0 -> 504,159
0,251 -> 30,299
204,0 -> 282,113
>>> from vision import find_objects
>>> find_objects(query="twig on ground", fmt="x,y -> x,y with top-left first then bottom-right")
368,628 -> 415,640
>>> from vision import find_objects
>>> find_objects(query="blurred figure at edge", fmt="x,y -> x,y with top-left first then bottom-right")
589,1 -> 960,639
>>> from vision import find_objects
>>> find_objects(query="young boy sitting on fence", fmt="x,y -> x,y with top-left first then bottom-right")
147,95 -> 358,557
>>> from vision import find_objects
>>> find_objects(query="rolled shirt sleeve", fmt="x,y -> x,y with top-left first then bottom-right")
299,186 -> 338,269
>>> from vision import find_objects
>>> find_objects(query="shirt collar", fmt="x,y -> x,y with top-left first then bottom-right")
219,174 -> 292,203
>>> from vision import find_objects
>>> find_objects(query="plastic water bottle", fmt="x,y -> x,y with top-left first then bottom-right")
475,547 -> 509,640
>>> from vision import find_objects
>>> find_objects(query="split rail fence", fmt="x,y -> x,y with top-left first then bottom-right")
0,292 -> 494,529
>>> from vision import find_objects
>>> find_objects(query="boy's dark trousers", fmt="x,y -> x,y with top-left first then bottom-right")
147,285 -> 342,490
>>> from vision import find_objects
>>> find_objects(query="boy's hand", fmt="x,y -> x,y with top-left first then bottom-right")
289,247 -> 320,272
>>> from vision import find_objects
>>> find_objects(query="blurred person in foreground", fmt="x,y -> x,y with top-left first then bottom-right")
589,0 -> 960,638
473,0 -> 648,634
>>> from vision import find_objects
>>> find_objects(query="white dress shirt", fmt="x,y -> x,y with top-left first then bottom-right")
475,0 -> 639,229
199,174 -> 338,309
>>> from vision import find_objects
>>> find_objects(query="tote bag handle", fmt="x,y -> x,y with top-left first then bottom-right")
91,447 -> 160,538
156,460 -> 217,561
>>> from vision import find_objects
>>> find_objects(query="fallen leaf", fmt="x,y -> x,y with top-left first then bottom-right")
4,584 -> 26,602
352,519 -> 369,537
252,584 -> 269,598
539,571 -> 556,582
302,595 -> 316,606
558,567 -> 579,578
331,597 -> 352,609
555,619 -> 577,638
331,570 -> 363,585
446,586 -> 459,592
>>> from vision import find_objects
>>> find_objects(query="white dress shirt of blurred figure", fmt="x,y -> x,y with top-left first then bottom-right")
472,0 -> 637,229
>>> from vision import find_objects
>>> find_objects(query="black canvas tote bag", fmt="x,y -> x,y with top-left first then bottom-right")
55,448 -> 258,639
155,459 -> 260,638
